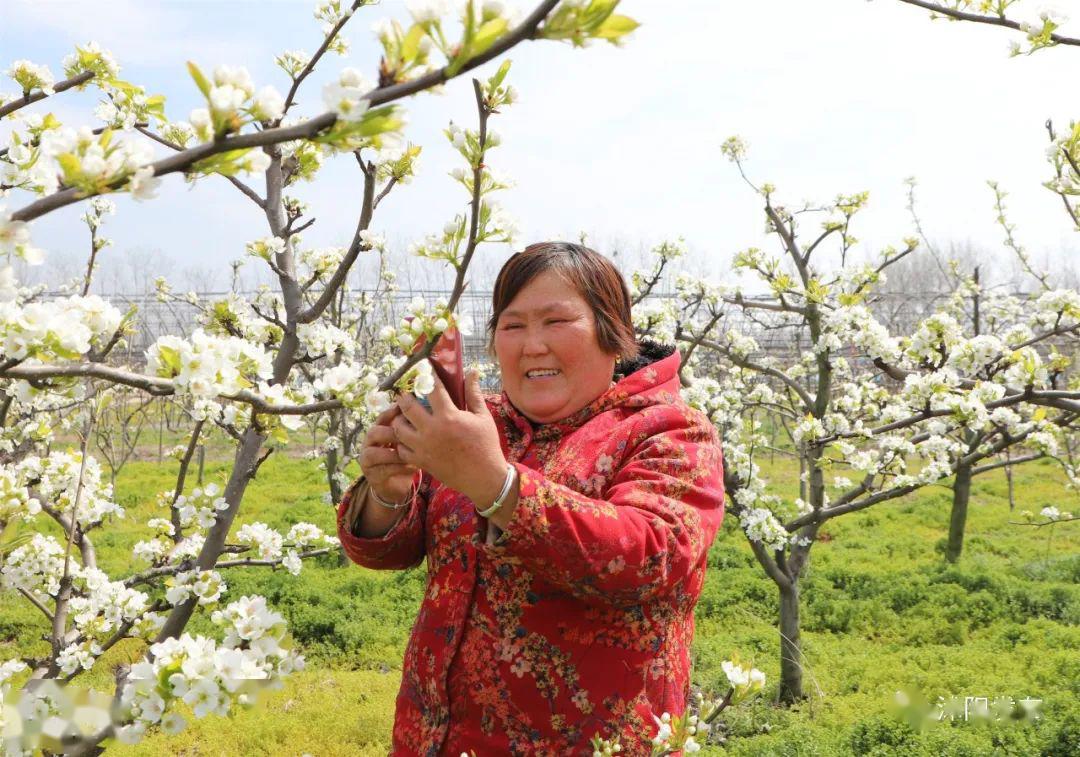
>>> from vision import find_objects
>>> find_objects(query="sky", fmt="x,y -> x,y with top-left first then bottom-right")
3,0 -> 1080,294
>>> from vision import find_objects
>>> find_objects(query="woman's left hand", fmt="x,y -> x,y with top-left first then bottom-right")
393,368 -> 510,509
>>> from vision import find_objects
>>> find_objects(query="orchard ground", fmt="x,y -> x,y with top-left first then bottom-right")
1,452 -> 1077,755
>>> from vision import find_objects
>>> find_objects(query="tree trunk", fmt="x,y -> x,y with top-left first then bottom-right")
777,581 -> 804,703
946,462 -> 973,563
155,427 -> 266,642
1005,453 -> 1015,511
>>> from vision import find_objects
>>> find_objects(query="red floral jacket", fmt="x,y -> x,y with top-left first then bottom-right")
337,349 -> 724,756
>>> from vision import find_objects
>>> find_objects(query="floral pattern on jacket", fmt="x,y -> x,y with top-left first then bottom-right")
337,349 -> 725,756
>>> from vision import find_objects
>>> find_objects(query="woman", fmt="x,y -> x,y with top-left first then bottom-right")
337,242 -> 725,756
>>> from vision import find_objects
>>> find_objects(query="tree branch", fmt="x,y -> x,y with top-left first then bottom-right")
135,125 -> 266,208
277,0 -> 365,123
789,424 -> 1040,529
0,70 -> 95,119
296,161 -> 377,324
896,0 -> 1080,46
17,587 -> 54,624
971,452 -> 1041,476
10,0 -> 562,224
693,336 -> 815,409
168,420 -> 205,542
0,362 -> 345,415
723,292 -> 806,316
445,79 -> 491,316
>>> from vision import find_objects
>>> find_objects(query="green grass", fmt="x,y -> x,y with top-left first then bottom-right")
2,454 -> 1078,755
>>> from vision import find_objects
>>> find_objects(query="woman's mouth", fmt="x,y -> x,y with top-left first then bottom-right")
525,368 -> 561,380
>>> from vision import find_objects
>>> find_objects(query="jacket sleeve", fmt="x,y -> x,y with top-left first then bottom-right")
336,469 -> 428,570
480,404 -> 724,607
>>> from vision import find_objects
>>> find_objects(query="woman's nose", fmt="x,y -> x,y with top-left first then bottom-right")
522,328 -> 549,355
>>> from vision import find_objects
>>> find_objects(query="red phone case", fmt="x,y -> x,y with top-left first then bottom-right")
411,326 -> 466,410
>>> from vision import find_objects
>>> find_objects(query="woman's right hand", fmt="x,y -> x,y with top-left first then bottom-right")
359,406 -> 419,504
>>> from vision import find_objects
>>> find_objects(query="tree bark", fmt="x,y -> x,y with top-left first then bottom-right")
946,461 -> 973,563
777,581 -> 804,703
154,426 -> 266,642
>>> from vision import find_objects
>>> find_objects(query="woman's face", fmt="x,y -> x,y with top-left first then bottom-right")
494,270 -> 617,424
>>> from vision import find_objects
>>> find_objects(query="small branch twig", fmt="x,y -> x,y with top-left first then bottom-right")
896,0 -> 1080,47
0,70 -> 95,119
17,587 -> 54,623
135,124 -> 266,208
10,0 -> 562,224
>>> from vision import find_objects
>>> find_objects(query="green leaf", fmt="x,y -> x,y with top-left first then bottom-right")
489,59 -> 512,90
313,105 -> 404,147
401,24 -> 426,62
187,61 -> 211,99
462,0 -> 478,49
56,153 -> 82,181
580,0 -> 621,30
156,345 -> 182,376
593,13 -> 639,40
109,79 -> 142,94
472,18 -> 508,55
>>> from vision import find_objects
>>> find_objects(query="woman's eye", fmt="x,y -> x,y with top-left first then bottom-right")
502,324 -> 523,330
546,318 -> 569,325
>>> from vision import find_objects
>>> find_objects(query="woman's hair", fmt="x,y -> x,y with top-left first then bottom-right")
487,241 -> 640,360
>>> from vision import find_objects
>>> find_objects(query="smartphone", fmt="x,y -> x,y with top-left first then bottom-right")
409,324 -> 466,411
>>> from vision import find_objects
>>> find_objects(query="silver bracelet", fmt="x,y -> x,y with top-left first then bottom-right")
476,464 -> 517,518
369,483 -> 412,511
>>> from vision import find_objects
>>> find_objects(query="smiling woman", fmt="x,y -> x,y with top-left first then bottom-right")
490,242 -> 640,424
338,242 -> 726,756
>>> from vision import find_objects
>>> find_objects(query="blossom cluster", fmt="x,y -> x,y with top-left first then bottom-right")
6,59 -> 55,96
202,291 -> 282,347
0,462 -> 41,522
146,329 -> 273,399
313,352 -> 437,417
61,41 -> 120,84
409,117 -> 517,266
1,537 -> 162,680
191,63 -> 284,133
113,595 -> 305,744
322,67 -> 372,123
39,124 -> 161,199
166,569 -> 226,607
58,567 -> 163,675
133,484 -> 227,564
538,0 -> 640,48
1,205 -> 46,266
378,295 -> 461,353
371,16 -> 436,85
2,111 -> 68,197
22,449 -> 124,529
1,532 -> 67,600
235,520 -> 337,576
0,290 -> 123,362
